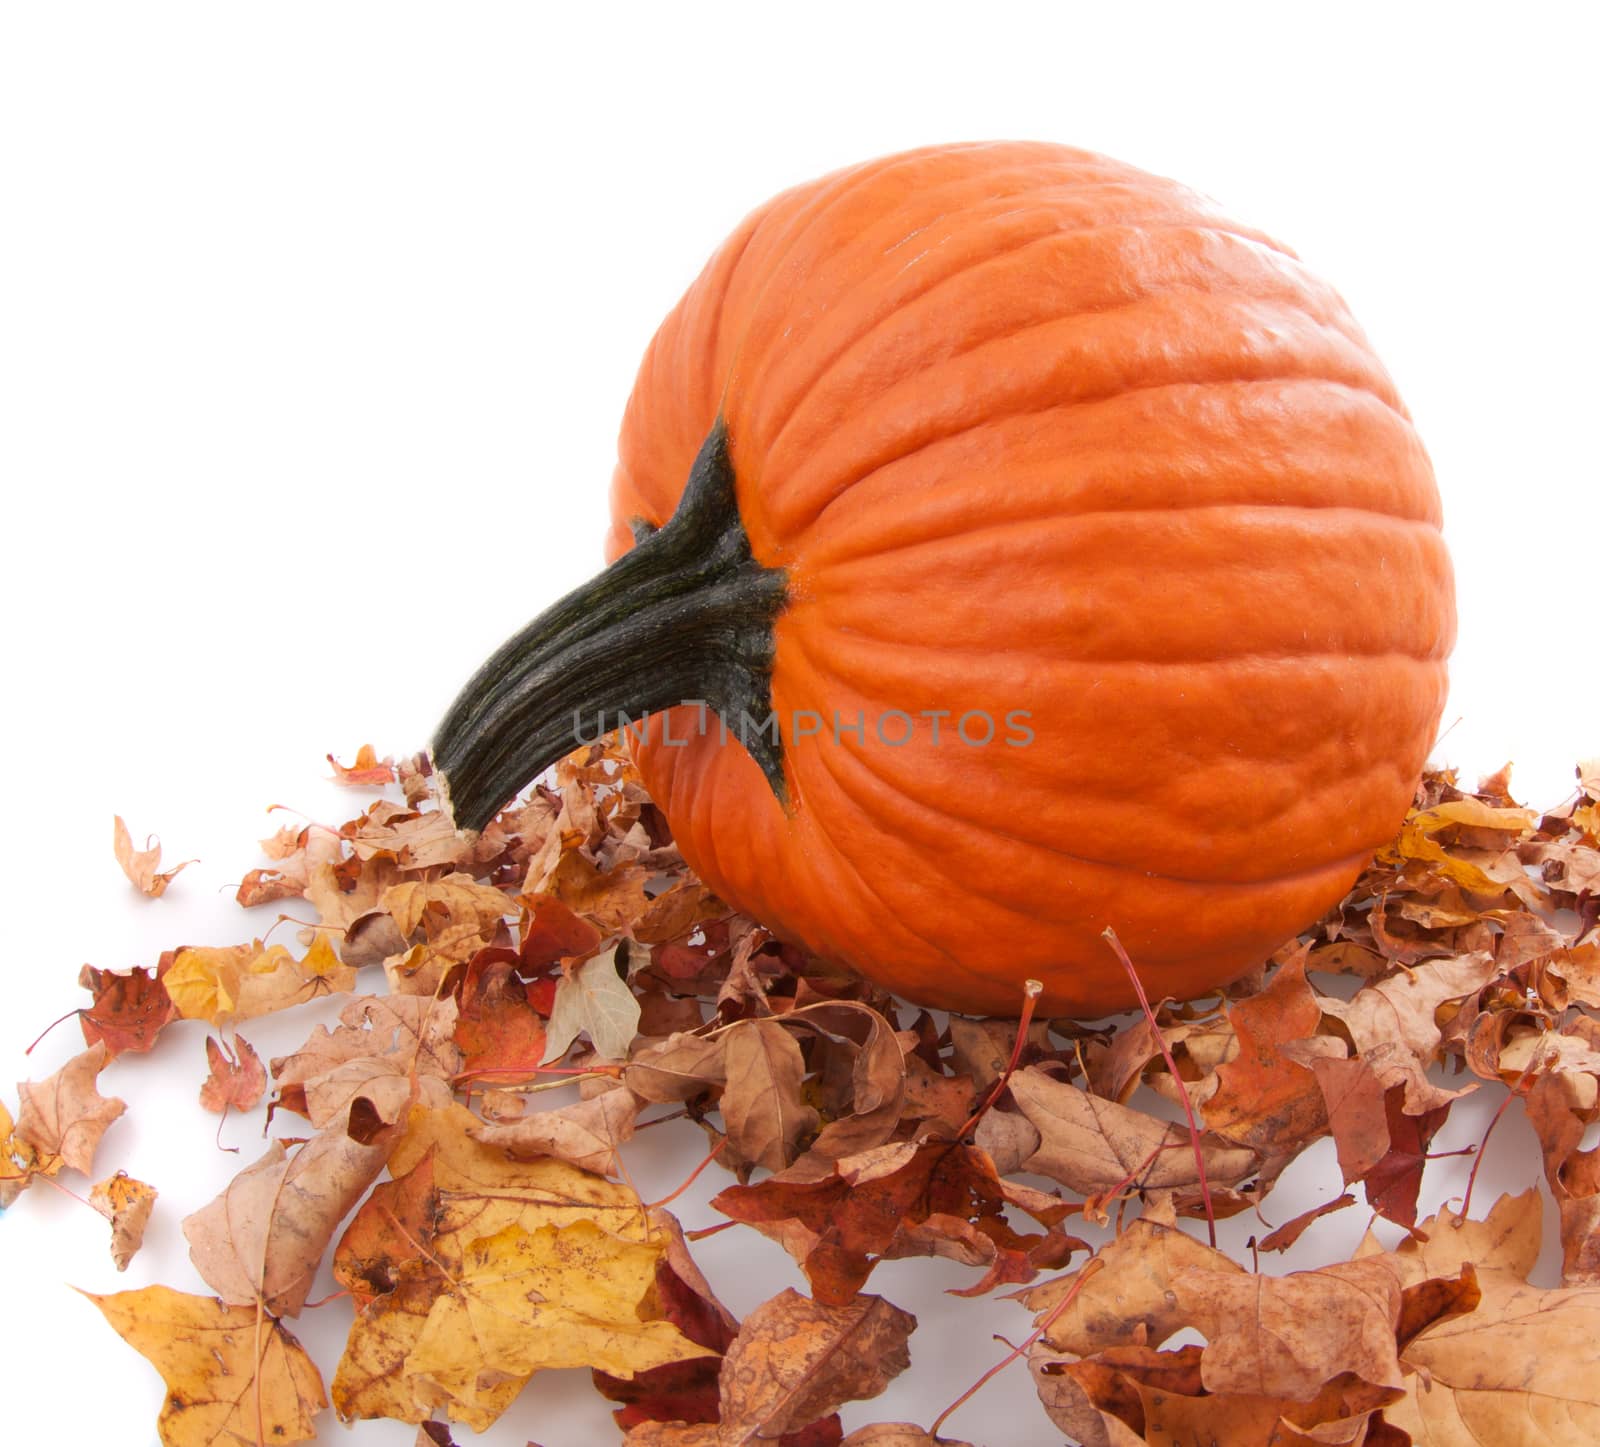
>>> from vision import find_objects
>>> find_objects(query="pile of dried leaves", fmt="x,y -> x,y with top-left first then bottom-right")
4,740 -> 1598,1445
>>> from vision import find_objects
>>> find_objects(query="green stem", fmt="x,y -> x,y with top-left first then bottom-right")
431,421 -> 787,831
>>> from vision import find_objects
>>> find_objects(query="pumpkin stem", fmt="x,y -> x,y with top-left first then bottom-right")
431,420 -> 788,832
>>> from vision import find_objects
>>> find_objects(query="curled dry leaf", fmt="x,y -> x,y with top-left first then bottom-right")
1,1098 -> 38,1206
82,1284 -> 326,1447
329,743 -> 398,786
720,1018 -> 819,1173
715,1139 -> 1082,1303
717,1287 -> 916,1445
89,1169 -> 158,1270
839,1429 -> 974,1447
164,934 -> 356,1026
15,1040 -> 126,1177
113,814 -> 194,897
471,1085 -> 642,1175
1002,1068 -> 1255,1201
182,1113 -> 396,1317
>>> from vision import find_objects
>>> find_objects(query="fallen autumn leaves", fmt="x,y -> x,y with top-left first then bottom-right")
4,742 -> 1599,1444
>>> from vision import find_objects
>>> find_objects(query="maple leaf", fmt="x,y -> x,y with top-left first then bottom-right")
329,742 -> 398,786
714,1139 -> 1082,1303
182,1114 -> 396,1316
449,947 -> 549,1085
333,1106 -> 710,1431
198,1032 -> 266,1114
1021,1195 -> 1242,1357
717,1288 -> 915,1443
544,943 -> 642,1062
1170,1256 -> 1407,1400
0,1097 -> 41,1206
518,890 -> 604,969
77,958 -> 177,1057
164,935 -> 355,1026
89,1169 -> 158,1271
269,993 -> 461,1129
82,1284 -> 326,1446
1201,952 -> 1334,1158
404,1220 -> 714,1397
15,1041 -> 126,1177
112,814 -> 194,897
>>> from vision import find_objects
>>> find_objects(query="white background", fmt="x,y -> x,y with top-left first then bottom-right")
2,4 -> 1596,1444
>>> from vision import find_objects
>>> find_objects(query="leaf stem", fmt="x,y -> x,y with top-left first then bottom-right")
1102,927 -> 1216,1247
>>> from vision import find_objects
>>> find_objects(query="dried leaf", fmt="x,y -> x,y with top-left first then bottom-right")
717,1288 -> 915,1443
82,1284 -> 326,1446
77,959 -> 178,1057
544,944 -> 642,1062
182,1117 -> 395,1316
198,1032 -> 266,1114
15,1041 -> 126,1177
721,1018 -> 819,1172
329,743 -> 397,786
113,814 -> 194,897
89,1170 -> 158,1271
165,936 -> 356,1026
471,1087 -> 642,1175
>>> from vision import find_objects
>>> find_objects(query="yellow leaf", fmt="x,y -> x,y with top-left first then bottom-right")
82,1284 -> 327,1447
411,1220 -> 711,1384
166,939 -> 355,1025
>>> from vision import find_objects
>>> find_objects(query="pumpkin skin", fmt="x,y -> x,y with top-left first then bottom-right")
598,141 -> 1454,1017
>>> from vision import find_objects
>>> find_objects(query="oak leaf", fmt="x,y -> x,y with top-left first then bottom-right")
89,1169 -> 158,1270
113,814 -> 194,897
82,1284 -> 326,1447
15,1040 -> 126,1176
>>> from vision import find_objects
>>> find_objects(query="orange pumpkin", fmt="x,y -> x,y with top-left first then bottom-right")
434,141 -> 1454,1016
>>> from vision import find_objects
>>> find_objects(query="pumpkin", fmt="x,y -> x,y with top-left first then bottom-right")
433,141 -> 1454,1017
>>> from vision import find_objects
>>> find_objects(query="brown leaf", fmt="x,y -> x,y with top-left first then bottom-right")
1387,1270 -> 1600,1441
471,1086 -> 643,1175
198,1032 -> 267,1114
15,1041 -> 126,1177
182,1116 -> 395,1316
83,1284 -> 327,1446
113,814 -> 194,897
1004,1068 -> 1255,1199
721,1018 -> 819,1173
1022,1196 -> 1242,1356
77,959 -> 178,1057
1202,954 -> 1332,1156
1259,1194 -> 1358,1253
164,935 -> 356,1026
717,1288 -> 915,1444
714,1140 -> 1080,1303
270,993 -> 462,1128
1170,1257 -> 1406,1400
89,1169 -> 158,1270
624,1031 -> 728,1103
839,1429 -> 972,1447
